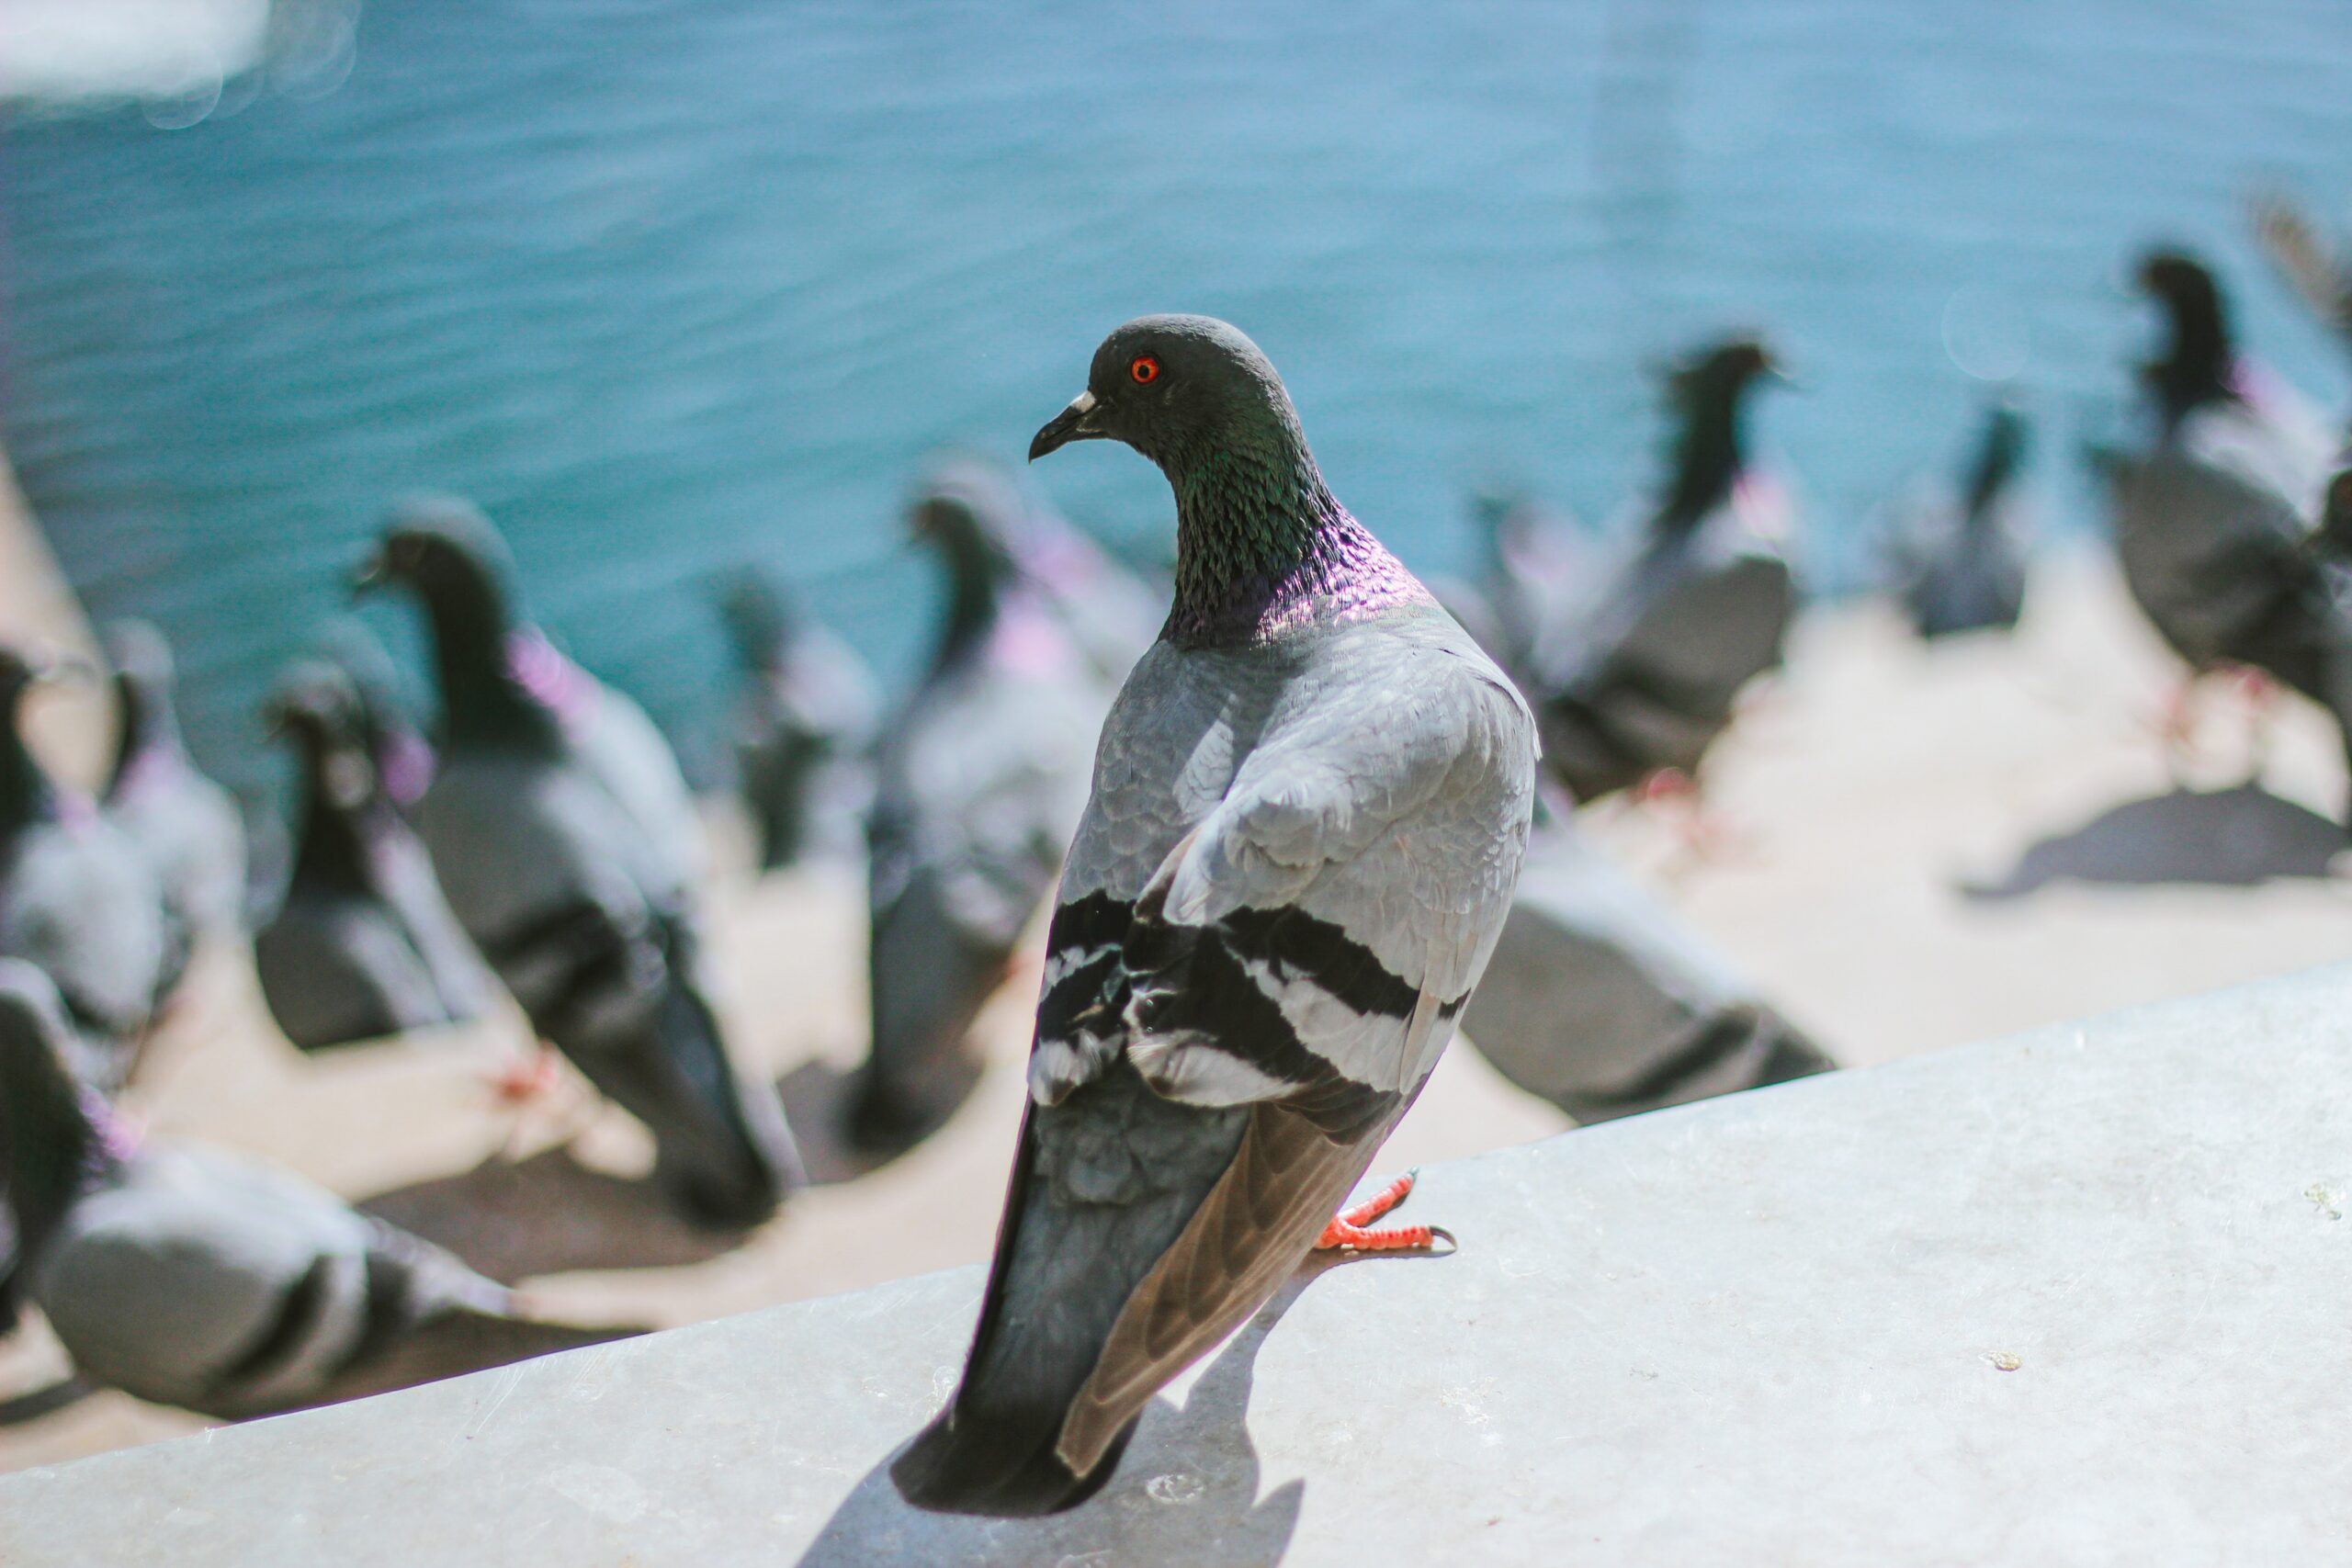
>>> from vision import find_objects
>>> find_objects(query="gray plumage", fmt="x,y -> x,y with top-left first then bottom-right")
2099,250 -> 2352,819
1532,336 -> 1797,802
254,662 -> 495,1051
1460,490 -> 1592,682
99,621 -> 249,942
716,567 -> 879,871
0,959 -> 639,1417
1461,797 -> 1832,1122
356,498 -> 801,1225
1890,402 -> 2034,639
897,315 -> 1535,1517
847,458 -> 1118,1150
0,646 -> 181,1092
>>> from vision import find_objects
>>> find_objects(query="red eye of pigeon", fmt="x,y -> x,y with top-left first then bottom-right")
1129,355 -> 1160,385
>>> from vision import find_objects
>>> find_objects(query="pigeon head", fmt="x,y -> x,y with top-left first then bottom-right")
910,459 -> 1030,670
1030,315 -> 1422,646
353,499 -> 552,744
715,569 -> 796,674
265,660 -> 367,750
0,958 -> 111,1248
1029,315 -> 1301,474
353,497 -> 520,608
2132,247 -> 2235,422
1657,333 -> 1787,531
101,620 -> 189,795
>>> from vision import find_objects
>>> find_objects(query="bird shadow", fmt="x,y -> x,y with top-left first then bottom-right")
773,1053 -> 989,1184
788,1266 -> 1340,1568
1961,782 -> 2346,900
356,1144 -> 751,1281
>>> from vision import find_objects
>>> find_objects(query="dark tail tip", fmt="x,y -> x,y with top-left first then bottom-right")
889,1406 -> 1134,1518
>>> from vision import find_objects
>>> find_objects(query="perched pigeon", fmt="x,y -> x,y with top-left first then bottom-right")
2097,250 -> 2352,812
1530,336 -> 1798,803
1890,401 -> 2035,639
254,661 -> 496,1051
894,316 -> 1536,1517
847,459 -> 1115,1150
0,959 -> 639,1417
99,620 -> 249,942
715,567 -> 879,871
355,499 -> 801,1224
1461,794 -> 1831,1122
0,645 -> 182,1091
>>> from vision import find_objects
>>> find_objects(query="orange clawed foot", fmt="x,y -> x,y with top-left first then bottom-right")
1316,1169 -> 1451,1253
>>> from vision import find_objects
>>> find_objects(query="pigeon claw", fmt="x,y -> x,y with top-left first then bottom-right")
1315,1169 -> 1445,1253
486,1045 -> 560,1107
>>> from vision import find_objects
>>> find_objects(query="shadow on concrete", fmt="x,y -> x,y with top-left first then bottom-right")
358,1144 -> 748,1281
790,1268 -> 1334,1568
0,1374 -> 93,1427
775,1052 -> 989,1183
1961,784 -> 2346,899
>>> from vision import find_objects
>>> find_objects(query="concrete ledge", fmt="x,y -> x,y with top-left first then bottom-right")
6,964 -> 2351,1565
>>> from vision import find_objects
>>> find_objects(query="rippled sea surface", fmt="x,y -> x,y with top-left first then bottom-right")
4,0 -> 2351,792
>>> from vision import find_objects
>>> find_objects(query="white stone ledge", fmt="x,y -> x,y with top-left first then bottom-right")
5,963 -> 2350,1566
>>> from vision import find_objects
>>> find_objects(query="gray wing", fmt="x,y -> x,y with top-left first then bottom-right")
107,767 -> 249,940
1463,811 -> 1832,1122
423,753 -> 797,1224
1540,511 -> 1794,794
255,893 -> 443,1049
30,1145 -> 636,1419
900,615 -> 1536,1515
854,654 -> 1106,1139
0,818 -> 174,1084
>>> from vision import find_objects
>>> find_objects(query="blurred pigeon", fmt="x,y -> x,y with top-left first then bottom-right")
355,498 -> 802,1224
254,662 -> 496,1051
99,621 -> 249,941
1001,482 -> 1167,683
1464,489 -> 1590,680
2250,189 -> 2352,364
1889,401 -> 2034,638
714,567 -> 879,870
1530,335 -> 1798,803
846,458 -> 1114,1150
1461,793 -> 1831,1122
895,315 -> 1535,1517
0,958 -> 640,1418
2098,249 -> 2352,812
0,645 -> 182,1091
318,618 -> 437,814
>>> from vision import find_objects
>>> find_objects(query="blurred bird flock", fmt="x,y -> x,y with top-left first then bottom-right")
6,0 -> 2352,1472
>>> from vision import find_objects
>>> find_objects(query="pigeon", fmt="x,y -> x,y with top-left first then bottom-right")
846,458 -> 1115,1150
1529,335 -> 1798,804
2250,189 -> 2352,366
1461,489 -> 1590,682
1460,792 -> 1831,1122
354,498 -> 802,1224
0,645 -> 182,1092
715,567 -> 880,871
318,618 -> 438,814
2097,249 -> 2352,812
0,958 -> 640,1418
893,315 -> 1536,1517
254,661 -> 497,1051
1890,401 -> 2034,639
99,620 -> 249,942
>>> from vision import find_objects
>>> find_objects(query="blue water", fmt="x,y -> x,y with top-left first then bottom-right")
5,0 -> 2352,795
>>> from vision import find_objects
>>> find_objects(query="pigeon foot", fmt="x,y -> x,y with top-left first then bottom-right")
1315,1169 -> 1450,1253
486,1044 -> 561,1106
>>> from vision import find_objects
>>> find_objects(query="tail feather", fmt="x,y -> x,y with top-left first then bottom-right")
892,1062 -> 1248,1517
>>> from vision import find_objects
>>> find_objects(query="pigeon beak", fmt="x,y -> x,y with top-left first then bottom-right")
349,549 -> 389,600
1028,389 -> 1104,462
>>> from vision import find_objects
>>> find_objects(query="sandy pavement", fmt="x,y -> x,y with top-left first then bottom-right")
4,522 -> 2349,1473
